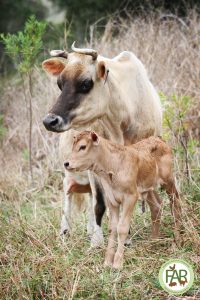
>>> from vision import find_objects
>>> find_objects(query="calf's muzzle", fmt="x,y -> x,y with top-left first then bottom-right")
64,161 -> 70,169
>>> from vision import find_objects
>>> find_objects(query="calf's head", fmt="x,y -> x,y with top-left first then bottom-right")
42,43 -> 109,132
64,131 -> 99,172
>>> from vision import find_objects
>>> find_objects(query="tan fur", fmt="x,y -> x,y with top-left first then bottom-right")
43,49 -> 163,245
66,131 -> 182,269
61,63 -> 86,80
42,51 -> 162,139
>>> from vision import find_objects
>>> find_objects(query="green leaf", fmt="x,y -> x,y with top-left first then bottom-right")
0,15 -> 46,74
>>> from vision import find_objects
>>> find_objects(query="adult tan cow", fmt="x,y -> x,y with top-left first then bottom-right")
42,43 -> 162,247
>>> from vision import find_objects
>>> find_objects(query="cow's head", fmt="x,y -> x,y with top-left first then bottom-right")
64,130 -> 100,172
42,42 -> 109,132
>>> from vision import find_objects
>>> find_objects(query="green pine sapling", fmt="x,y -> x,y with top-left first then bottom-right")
1,16 -> 46,181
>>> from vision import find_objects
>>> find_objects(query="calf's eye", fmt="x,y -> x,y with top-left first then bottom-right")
79,145 -> 86,151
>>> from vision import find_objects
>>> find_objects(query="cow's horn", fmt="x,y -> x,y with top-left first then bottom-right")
71,41 -> 98,60
50,49 -> 68,59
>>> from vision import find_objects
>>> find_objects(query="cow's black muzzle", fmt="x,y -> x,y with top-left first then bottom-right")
43,113 -> 64,132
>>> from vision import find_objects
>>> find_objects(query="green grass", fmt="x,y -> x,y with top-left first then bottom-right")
0,189 -> 199,299
0,12 -> 200,298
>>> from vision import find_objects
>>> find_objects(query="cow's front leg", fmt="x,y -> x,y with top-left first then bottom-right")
88,171 -> 105,247
60,176 -> 72,235
86,194 -> 95,238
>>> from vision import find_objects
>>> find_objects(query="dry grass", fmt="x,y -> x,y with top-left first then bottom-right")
0,11 -> 200,299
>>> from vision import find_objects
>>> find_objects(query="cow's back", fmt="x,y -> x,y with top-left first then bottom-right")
102,51 -> 162,143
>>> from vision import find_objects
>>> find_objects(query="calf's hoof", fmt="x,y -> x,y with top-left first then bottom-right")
104,259 -> 113,268
104,250 -> 115,267
112,261 -> 123,270
151,233 -> 160,239
174,231 -> 184,247
112,254 -> 123,270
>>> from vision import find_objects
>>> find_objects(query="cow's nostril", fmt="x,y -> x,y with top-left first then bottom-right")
64,162 -> 69,168
43,114 -> 62,130
50,116 -> 59,126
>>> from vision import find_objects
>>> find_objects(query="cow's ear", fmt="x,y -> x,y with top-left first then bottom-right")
42,58 -> 65,76
97,61 -> 106,79
91,131 -> 99,145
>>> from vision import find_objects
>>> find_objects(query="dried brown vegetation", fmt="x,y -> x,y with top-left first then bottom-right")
0,11 -> 199,299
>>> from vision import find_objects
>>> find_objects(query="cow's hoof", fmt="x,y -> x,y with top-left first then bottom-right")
86,234 -> 92,241
60,228 -> 70,236
60,216 -> 71,236
90,237 -> 104,248
90,226 -> 104,248
86,224 -> 94,238
124,238 -> 132,247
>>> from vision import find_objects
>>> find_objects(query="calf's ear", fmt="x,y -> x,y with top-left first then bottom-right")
91,132 -> 99,145
42,58 -> 65,76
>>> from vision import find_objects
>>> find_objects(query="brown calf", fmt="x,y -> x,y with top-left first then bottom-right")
65,131 -> 182,269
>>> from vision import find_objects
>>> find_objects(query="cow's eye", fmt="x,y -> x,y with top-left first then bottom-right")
78,79 -> 93,93
79,145 -> 86,151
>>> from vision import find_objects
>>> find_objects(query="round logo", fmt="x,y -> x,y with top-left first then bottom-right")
158,259 -> 194,295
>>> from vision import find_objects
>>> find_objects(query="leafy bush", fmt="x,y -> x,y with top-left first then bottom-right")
161,92 -> 199,185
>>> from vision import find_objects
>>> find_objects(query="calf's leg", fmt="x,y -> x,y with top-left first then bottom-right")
104,205 -> 119,266
159,154 -> 182,240
113,193 -> 138,269
145,191 -> 162,238
162,180 -> 182,237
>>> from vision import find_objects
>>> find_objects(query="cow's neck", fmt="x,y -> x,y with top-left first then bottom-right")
98,75 -> 131,145
97,116 -> 124,145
